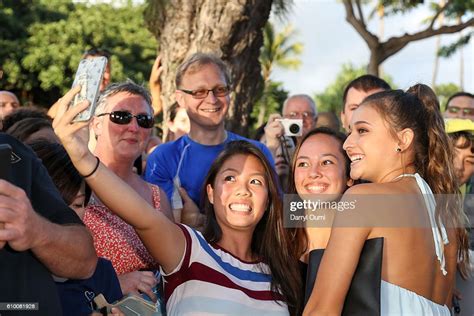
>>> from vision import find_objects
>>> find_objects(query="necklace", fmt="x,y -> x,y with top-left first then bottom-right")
390,172 -> 417,182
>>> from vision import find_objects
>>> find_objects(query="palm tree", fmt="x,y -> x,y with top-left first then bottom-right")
256,22 -> 303,127
432,0 -> 445,86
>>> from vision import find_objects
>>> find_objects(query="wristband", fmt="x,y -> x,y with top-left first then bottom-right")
83,156 -> 100,178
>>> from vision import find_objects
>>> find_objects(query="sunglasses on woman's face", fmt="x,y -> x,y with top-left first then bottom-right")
97,111 -> 154,129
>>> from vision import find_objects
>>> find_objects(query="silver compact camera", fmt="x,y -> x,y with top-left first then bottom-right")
277,118 -> 303,137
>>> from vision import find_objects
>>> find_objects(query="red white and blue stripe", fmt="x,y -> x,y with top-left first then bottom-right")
161,225 -> 289,315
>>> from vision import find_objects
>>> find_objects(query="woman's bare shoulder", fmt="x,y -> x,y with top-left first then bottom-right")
343,183 -> 381,195
344,181 -> 412,196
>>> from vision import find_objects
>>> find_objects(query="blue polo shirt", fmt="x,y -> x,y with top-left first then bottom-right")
144,132 -> 275,208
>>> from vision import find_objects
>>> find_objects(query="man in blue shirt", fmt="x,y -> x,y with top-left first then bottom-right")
145,53 -> 274,221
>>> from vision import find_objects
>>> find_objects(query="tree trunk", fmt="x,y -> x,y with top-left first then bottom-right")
343,0 -> 474,82
432,0 -> 445,87
432,35 -> 441,86
458,17 -> 464,89
460,44 -> 464,90
257,95 -> 267,128
145,0 -> 273,137
378,5 -> 384,77
367,49 -> 381,76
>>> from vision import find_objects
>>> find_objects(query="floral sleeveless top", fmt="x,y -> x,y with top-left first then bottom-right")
83,184 -> 161,274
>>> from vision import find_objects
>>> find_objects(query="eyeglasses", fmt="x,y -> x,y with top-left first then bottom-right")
447,106 -> 474,116
285,111 -> 316,121
97,111 -> 154,129
178,86 -> 230,99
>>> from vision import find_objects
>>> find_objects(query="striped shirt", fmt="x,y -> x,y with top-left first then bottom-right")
161,225 -> 289,315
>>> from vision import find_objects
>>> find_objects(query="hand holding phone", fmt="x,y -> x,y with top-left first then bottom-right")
70,57 -> 108,122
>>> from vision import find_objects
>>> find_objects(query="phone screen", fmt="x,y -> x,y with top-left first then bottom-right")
0,144 -> 12,183
70,56 -> 108,122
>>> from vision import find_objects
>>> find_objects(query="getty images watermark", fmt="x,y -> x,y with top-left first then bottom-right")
289,199 -> 357,213
284,194 -> 357,227
283,193 -> 473,228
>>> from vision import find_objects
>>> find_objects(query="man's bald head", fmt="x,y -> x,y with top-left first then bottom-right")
282,94 -> 318,137
0,91 -> 20,119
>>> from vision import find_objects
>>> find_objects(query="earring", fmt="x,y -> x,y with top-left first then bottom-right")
396,147 -> 401,152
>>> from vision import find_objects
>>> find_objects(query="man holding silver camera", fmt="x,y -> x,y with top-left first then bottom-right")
263,94 -> 318,158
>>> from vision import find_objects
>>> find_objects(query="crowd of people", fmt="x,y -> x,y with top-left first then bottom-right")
1,49 -> 473,316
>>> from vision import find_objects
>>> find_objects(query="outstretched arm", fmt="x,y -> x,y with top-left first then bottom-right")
53,88 -> 185,273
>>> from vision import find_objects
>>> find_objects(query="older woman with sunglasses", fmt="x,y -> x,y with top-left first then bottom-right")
85,80 -> 173,301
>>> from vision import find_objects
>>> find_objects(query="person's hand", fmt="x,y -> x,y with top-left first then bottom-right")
150,55 -> 163,88
109,307 -> 125,316
0,179 -> 44,251
52,86 -> 96,171
118,271 -> 158,302
149,55 -> 163,115
264,113 -> 284,154
47,98 -> 61,119
179,187 -> 205,230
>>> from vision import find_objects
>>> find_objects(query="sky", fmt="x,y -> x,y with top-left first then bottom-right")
271,0 -> 473,96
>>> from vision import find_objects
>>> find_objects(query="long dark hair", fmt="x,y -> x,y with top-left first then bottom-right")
201,140 -> 302,315
6,118 -> 53,142
28,140 -> 84,206
362,84 -> 470,278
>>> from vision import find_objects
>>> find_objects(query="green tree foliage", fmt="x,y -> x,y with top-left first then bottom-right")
0,0 -> 157,107
438,30 -> 473,57
260,22 -> 303,83
250,81 -> 289,131
251,22 -> 302,128
0,1 -> 70,96
314,63 -> 395,113
314,64 -> 365,114
434,82 -> 461,110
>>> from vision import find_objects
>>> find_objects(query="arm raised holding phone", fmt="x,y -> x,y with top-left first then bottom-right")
53,87 -> 185,274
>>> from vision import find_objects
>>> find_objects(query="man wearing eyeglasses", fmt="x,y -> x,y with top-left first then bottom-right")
444,92 -> 474,121
262,94 -> 317,161
144,53 -> 274,224
283,94 -> 318,137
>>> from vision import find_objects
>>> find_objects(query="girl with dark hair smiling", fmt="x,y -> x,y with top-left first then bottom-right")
53,87 -> 302,315
304,84 -> 470,315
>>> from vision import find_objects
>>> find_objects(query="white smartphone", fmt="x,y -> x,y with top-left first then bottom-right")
70,56 -> 108,122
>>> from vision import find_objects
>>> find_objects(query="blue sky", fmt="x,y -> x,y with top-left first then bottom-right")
271,0 -> 473,95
